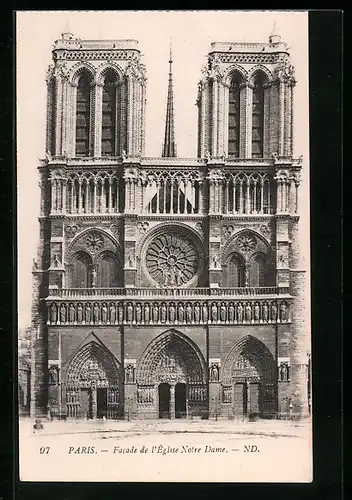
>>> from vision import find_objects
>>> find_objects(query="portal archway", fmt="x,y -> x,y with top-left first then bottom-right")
65,340 -> 122,419
221,335 -> 277,418
136,329 -> 207,418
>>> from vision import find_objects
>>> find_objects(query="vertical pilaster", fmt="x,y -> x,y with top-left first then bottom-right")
279,78 -> 285,156
94,83 -> 104,157
54,74 -> 63,157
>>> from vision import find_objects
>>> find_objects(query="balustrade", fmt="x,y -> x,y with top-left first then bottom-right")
47,298 -> 291,326
48,286 -> 287,299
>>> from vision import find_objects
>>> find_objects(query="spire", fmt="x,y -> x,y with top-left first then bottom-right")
162,40 -> 177,157
269,22 -> 281,44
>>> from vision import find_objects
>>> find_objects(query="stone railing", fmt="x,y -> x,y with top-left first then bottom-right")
48,286 -> 289,299
46,297 -> 291,326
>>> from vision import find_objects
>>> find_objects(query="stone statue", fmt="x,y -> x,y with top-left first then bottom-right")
162,268 -> 169,287
69,303 -> 75,323
60,304 -> 66,324
237,302 -> 243,323
228,303 -> 235,323
186,303 -> 192,323
262,302 -> 268,322
127,303 -> 133,323
194,303 -> 200,323
49,365 -> 59,385
212,256 -> 218,269
136,303 -> 142,323
144,303 -> 150,324
211,303 -> 218,323
210,363 -> 219,382
169,303 -> 176,323
109,303 -> 116,324
125,364 -> 135,383
280,302 -> 287,322
280,363 -> 289,382
161,304 -> 167,323
176,269 -> 183,286
254,302 -> 260,322
178,303 -> 184,323
118,304 -> 124,324
101,303 -> 108,323
77,303 -> 83,323
92,268 -> 97,288
152,303 -> 159,323
220,303 -> 226,322
85,303 -> 91,324
245,303 -> 252,322
271,302 -> 278,322
202,303 -> 208,323
50,303 -> 57,324
93,303 -> 100,323
168,267 -> 176,286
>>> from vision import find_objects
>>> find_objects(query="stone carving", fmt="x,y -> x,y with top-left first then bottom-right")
77,303 -> 83,323
125,364 -> 135,383
50,303 -> 57,324
48,365 -> 59,385
47,300 -> 290,326
279,363 -> 289,382
237,303 -> 243,323
245,303 -> 252,322
146,233 -> 198,287
85,232 -> 104,253
222,225 -> 234,239
65,225 -> 78,238
137,221 -> 149,234
109,224 -> 120,237
209,363 -> 219,382
195,222 -> 203,234
259,225 -> 270,238
109,303 -> 116,324
236,234 -> 257,254
69,303 -> 75,323
223,386 -> 232,404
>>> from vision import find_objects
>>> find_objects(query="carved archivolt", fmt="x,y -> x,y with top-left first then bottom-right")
65,340 -> 121,389
221,335 -> 276,385
136,330 -> 206,386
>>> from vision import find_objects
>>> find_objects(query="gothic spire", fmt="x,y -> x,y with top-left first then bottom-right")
162,41 -> 177,157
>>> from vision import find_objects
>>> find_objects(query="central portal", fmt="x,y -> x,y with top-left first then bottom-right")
175,383 -> 187,418
158,383 -> 171,418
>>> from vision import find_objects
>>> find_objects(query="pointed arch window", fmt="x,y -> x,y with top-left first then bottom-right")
251,74 -> 265,158
228,75 -> 241,157
227,253 -> 245,287
75,73 -> 91,156
71,251 -> 93,288
102,71 -> 117,156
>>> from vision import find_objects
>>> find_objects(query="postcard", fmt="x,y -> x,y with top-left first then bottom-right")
17,9 -> 312,483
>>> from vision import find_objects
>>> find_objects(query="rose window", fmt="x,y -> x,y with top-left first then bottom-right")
236,234 -> 257,253
85,232 -> 104,253
146,233 -> 199,287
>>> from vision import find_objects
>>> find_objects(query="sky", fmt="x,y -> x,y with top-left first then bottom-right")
16,10 -> 309,328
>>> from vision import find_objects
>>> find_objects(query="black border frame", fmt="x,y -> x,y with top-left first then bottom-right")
0,8 -> 343,500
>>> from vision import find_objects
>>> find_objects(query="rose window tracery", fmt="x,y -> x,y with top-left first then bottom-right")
145,233 -> 199,287
85,232 -> 104,253
236,234 -> 257,253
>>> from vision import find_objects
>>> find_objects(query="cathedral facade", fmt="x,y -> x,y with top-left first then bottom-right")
30,29 -> 309,421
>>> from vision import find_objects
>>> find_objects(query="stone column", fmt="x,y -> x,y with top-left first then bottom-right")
170,385 -> 175,419
279,78 -> 285,157
93,82 -> 104,157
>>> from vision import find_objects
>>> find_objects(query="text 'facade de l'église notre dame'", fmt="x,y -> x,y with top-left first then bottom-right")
30,27 -> 310,421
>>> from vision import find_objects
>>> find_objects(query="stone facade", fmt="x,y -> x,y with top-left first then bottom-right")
30,31 -> 309,420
